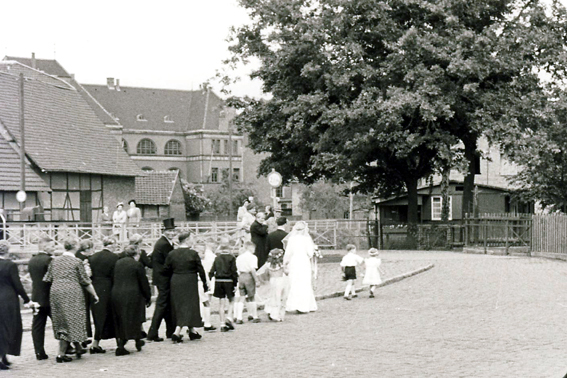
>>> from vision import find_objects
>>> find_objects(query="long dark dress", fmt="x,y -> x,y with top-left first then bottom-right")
111,256 -> 151,340
88,249 -> 118,340
44,254 -> 91,342
0,259 -> 30,356
163,248 -> 208,328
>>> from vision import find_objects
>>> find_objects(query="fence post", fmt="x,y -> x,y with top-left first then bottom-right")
483,219 -> 488,254
464,215 -> 468,247
505,219 -> 509,255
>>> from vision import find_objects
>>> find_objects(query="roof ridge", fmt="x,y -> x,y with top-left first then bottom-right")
73,80 -> 120,125
82,83 -> 204,94
0,62 -> 75,90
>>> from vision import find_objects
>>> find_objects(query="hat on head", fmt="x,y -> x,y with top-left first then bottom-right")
116,202 -> 124,208
163,218 -> 176,230
368,248 -> 379,256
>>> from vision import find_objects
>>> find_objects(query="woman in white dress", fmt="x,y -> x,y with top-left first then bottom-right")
283,221 -> 317,313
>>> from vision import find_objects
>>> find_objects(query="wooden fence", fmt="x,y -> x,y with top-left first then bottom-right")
532,214 -> 567,254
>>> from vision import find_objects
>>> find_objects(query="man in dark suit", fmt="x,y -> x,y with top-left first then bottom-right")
28,237 -> 55,360
250,212 -> 269,267
147,218 -> 177,342
266,217 -> 289,253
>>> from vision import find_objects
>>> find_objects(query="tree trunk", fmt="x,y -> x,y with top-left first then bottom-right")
406,176 -> 419,249
440,161 -> 451,223
462,136 -> 477,218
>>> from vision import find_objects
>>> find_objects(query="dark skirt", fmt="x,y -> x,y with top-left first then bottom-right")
91,278 -> 115,340
111,288 -> 145,340
0,287 -> 23,356
171,273 -> 202,328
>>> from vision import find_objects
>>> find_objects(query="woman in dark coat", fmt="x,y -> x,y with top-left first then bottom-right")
111,245 -> 151,356
88,237 -> 119,353
163,231 -> 208,342
0,240 -> 35,369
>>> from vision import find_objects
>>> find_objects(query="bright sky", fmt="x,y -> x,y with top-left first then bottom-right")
0,0 -> 262,98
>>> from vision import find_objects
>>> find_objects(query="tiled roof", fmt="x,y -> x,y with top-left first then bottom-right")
2,57 -> 120,126
135,171 -> 179,205
0,129 -> 51,192
0,61 -> 73,89
82,84 -> 223,132
0,65 -> 141,177
4,56 -> 71,78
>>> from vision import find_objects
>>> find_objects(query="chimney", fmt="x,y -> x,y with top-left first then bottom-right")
31,52 -> 36,69
106,77 -> 115,90
115,78 -> 121,91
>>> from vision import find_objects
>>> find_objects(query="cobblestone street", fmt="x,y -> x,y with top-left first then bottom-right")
6,251 -> 567,377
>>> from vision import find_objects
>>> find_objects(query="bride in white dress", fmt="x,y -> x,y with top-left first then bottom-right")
283,221 -> 317,313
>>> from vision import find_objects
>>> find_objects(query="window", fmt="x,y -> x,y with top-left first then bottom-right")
212,140 -> 221,154
141,167 -> 154,172
121,139 -> 128,153
233,168 -> 240,182
137,139 -> 157,155
431,196 -> 452,221
211,168 -> 218,183
224,140 -> 229,155
233,140 -> 238,155
164,115 -> 174,123
275,187 -> 283,198
164,140 -> 182,155
136,114 -> 147,122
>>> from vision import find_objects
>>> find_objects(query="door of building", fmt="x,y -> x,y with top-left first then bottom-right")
80,191 -> 92,223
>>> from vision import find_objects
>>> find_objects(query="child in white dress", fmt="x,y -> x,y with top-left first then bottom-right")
363,248 -> 383,298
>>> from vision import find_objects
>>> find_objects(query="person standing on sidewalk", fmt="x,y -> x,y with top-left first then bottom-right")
235,241 -> 260,324
340,244 -> 364,300
28,237 -> 55,360
147,218 -> 177,342
362,248 -> 384,298
209,244 -> 238,332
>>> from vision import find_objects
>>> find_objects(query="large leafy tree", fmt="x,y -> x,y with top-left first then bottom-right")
226,0 -> 567,242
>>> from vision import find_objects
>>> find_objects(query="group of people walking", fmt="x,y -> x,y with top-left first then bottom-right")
0,212 -> 324,369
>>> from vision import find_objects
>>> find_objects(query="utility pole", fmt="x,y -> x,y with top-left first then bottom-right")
19,73 -> 26,214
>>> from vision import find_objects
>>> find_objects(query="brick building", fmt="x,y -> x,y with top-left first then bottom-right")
0,60 -> 141,222
135,171 -> 186,221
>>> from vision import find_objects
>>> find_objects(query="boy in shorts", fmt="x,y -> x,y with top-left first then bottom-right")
209,244 -> 238,332
235,241 -> 260,324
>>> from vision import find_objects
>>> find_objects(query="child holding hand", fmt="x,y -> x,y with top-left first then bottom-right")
340,244 -> 364,300
363,248 -> 384,298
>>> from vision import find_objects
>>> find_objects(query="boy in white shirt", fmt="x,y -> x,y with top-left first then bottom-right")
235,241 -> 260,323
340,244 -> 364,300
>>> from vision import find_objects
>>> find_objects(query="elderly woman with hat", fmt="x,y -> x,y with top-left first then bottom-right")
112,203 -> 128,243
0,240 -> 37,369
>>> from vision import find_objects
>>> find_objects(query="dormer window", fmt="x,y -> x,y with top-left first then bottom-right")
137,114 -> 147,122
164,115 -> 174,123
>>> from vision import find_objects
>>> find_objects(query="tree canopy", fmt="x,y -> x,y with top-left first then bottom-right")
226,0 -> 567,233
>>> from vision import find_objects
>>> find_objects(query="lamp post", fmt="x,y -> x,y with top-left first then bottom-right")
228,124 -> 233,219
19,73 -> 26,216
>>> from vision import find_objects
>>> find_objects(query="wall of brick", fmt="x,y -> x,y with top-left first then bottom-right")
102,176 -> 136,210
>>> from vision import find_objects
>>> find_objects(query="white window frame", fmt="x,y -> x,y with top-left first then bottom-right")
431,196 -> 452,221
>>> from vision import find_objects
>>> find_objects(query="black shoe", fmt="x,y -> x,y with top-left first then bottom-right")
225,319 -> 235,330
247,315 -> 254,321
56,355 -> 72,363
188,332 -> 201,340
35,353 -> 49,360
344,296 -> 351,300
1,356 -> 10,366
0,362 -> 8,370
204,326 -> 217,332
147,336 -> 164,342
135,340 -> 145,352
81,339 -> 92,348
171,334 -> 183,344
235,319 -> 244,325
352,294 -> 358,298
220,326 -> 230,332
75,346 -> 87,359
65,346 -> 75,355
89,346 -> 106,354
115,348 -> 130,356
369,293 -> 375,298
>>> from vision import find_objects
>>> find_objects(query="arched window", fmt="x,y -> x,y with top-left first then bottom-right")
122,139 -> 128,153
164,139 -> 182,155
141,167 -> 154,172
137,139 -> 157,155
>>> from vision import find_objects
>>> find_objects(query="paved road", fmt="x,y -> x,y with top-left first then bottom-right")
7,252 -> 567,377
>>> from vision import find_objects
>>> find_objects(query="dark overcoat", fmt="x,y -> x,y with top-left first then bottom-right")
250,220 -> 269,267
28,253 -> 52,307
88,249 -> 119,340
266,229 -> 288,254
152,236 -> 174,288
0,259 -> 30,356
111,256 -> 151,340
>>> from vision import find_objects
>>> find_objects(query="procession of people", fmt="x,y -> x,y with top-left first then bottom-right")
0,200 -> 380,370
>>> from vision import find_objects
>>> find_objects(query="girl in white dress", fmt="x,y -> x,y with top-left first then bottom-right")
363,248 -> 383,298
